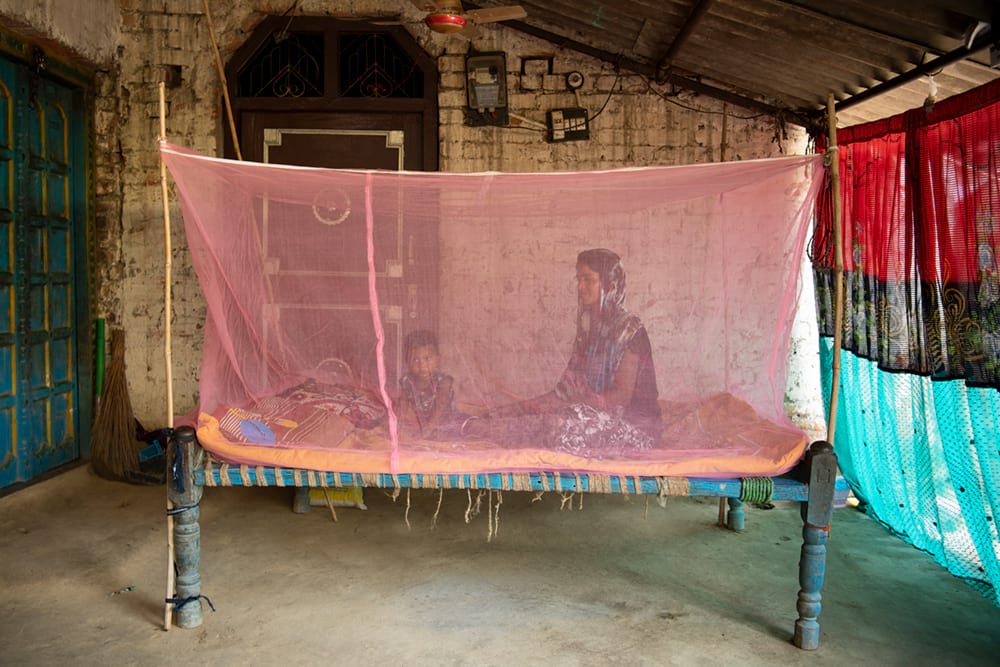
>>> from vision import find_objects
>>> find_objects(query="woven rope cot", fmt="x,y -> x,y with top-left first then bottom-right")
196,452 -> 831,505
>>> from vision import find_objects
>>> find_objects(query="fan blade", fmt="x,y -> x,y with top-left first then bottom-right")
343,14 -> 407,25
466,5 -> 527,24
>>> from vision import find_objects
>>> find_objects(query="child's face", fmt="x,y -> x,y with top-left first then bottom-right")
407,344 -> 439,382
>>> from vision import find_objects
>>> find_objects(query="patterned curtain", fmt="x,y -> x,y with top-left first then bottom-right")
814,79 -> 1000,386
814,79 -> 1000,606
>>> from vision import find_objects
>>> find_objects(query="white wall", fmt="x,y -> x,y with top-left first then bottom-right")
0,0 -> 119,66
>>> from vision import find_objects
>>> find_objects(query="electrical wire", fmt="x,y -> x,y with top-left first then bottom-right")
639,73 -> 769,120
492,64 -> 774,134
583,68 -> 770,125
587,69 -> 622,122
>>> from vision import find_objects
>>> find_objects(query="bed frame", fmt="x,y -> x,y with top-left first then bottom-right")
166,425 -> 846,650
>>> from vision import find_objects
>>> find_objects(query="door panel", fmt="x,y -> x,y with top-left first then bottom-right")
0,55 -> 86,489
0,58 -> 18,487
242,111 -> 438,389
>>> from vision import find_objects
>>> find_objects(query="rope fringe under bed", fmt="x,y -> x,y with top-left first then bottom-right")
186,454 -> 833,544
201,454 -> 696,500
199,455 -> 714,541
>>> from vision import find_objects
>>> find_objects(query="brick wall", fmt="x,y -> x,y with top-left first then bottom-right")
87,1 -> 816,428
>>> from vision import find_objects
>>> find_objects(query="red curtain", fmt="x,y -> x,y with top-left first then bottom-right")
814,78 -> 1000,389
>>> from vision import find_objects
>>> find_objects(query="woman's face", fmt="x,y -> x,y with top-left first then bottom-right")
576,262 -> 602,306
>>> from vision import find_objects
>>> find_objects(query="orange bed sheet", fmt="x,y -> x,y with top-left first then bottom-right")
196,392 -> 807,478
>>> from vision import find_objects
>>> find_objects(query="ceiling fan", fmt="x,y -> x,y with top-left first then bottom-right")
410,0 -> 527,38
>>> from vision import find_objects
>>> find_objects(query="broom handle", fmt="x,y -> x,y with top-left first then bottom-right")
159,81 -> 176,631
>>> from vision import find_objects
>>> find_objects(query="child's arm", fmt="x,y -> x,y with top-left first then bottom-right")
394,379 -> 421,433
395,394 -> 417,425
421,375 -> 455,433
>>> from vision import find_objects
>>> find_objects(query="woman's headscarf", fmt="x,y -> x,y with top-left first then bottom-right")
570,248 -> 643,394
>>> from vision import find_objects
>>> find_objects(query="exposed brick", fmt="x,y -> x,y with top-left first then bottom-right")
437,54 -> 465,73
121,11 -> 142,30
519,73 -> 542,91
438,71 -> 465,90
438,89 -> 467,109
438,108 -> 464,126
541,74 -> 565,91
73,0 -> 806,423
521,58 -> 552,75
161,0 -> 207,14
507,92 -> 539,110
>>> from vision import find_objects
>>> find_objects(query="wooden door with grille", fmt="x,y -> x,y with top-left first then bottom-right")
227,19 -> 439,389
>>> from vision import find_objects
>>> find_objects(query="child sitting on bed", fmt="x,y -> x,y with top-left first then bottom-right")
396,329 -> 469,439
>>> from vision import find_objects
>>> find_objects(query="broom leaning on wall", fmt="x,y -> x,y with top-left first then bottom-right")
90,328 -> 140,481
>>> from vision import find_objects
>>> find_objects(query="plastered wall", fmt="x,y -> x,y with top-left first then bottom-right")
13,0 -> 825,433
0,0 -> 119,67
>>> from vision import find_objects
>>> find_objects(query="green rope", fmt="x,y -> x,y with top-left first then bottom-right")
739,476 -> 774,503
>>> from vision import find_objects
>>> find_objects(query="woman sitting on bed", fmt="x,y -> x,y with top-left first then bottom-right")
472,248 -> 661,455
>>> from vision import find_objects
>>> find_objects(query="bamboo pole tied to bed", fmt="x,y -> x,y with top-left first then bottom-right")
160,2 -> 243,631
824,94 -> 846,446
158,82 -> 177,632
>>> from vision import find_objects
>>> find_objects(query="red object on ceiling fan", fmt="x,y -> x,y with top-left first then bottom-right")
412,0 -> 527,37
424,12 -> 467,33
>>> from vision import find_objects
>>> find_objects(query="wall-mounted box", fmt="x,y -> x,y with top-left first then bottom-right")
546,107 -> 589,142
466,51 -> 508,126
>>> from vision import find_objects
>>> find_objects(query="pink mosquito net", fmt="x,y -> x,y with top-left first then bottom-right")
161,142 -> 826,476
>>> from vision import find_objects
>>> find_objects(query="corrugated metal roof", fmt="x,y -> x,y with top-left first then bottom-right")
460,0 -> 999,129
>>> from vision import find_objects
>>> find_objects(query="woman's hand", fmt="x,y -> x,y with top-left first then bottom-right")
600,350 -> 639,409
558,351 -> 639,412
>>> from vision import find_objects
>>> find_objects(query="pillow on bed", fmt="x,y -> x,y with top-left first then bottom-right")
277,379 -> 387,429
218,403 -> 355,449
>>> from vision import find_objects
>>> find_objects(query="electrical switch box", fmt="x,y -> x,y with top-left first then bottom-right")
466,52 -> 508,126
546,107 -> 590,142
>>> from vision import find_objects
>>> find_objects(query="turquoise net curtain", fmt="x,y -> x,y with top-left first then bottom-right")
813,79 -> 1000,605
821,340 -> 1000,604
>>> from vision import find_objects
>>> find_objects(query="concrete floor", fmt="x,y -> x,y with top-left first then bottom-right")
1,465 -> 998,666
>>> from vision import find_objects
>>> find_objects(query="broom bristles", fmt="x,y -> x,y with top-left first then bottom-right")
91,328 -> 139,480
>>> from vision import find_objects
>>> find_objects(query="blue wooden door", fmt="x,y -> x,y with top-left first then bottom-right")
0,55 -> 89,489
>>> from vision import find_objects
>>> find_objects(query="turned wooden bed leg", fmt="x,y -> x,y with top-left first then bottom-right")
726,497 -> 745,531
794,440 -> 837,650
292,487 -> 311,514
168,425 -> 205,628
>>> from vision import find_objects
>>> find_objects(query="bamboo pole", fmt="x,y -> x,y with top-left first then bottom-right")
720,102 -> 728,162
159,81 -> 176,631
204,0 -> 242,160
825,94 -> 845,445
203,0 -> 276,315
159,3 -> 240,631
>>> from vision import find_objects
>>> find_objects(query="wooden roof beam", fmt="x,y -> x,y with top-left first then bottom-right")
836,25 -> 997,111
462,3 -> 813,126
655,0 -> 716,82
